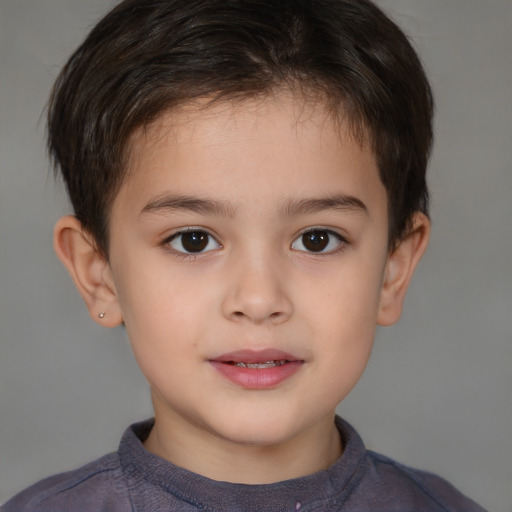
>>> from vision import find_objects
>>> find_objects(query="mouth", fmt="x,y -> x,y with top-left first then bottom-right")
209,350 -> 303,389
229,360 -> 288,369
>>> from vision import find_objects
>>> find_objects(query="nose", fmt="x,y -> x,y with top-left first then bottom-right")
221,253 -> 293,325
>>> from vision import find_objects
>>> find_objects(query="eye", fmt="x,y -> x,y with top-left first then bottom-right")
291,229 -> 346,253
167,229 -> 221,254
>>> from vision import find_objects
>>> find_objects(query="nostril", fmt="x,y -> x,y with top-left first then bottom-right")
223,288 -> 293,324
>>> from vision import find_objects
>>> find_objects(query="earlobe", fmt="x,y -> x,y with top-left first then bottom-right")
53,216 -> 123,327
377,212 -> 430,326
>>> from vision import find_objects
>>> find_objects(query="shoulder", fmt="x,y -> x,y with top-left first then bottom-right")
1,452 -> 132,512
357,449 -> 488,512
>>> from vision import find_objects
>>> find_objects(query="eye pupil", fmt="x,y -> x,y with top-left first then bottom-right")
182,231 -> 208,252
302,230 -> 329,252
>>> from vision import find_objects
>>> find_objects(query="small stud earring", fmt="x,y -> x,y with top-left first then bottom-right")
98,312 -> 106,319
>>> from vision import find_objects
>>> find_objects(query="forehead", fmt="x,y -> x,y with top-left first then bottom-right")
131,92 -> 366,159
133,95 -> 326,147
118,92 -> 385,217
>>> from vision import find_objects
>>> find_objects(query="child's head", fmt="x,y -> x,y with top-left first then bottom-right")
48,0 -> 433,257
50,0 -> 432,480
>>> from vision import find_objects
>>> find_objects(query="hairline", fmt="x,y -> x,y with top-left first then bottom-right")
101,87 -> 378,256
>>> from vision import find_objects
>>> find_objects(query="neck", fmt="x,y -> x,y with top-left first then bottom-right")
143,409 -> 342,484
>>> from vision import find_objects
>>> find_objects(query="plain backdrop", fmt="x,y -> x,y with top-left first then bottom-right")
1,1 -> 511,510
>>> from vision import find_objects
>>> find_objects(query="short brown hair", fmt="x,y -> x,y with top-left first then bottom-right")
48,0 -> 433,256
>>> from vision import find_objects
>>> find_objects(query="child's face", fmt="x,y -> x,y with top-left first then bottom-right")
106,94 -> 393,450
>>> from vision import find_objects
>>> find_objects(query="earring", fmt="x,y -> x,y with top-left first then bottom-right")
98,312 -> 106,319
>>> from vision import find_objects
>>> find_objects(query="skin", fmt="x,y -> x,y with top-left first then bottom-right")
54,92 -> 429,484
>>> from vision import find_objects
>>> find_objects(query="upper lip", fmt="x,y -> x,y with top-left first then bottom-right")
210,349 -> 302,364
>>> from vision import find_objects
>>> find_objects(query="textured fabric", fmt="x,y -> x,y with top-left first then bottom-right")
2,417 -> 487,512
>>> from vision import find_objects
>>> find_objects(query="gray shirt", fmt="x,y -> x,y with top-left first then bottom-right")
2,417 -> 486,511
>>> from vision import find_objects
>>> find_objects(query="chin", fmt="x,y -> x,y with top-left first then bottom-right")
208,410 -> 308,448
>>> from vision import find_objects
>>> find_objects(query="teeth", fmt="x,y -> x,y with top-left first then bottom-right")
234,360 -> 287,369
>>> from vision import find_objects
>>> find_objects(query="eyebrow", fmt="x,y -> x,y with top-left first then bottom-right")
140,193 -> 367,218
140,194 -> 237,217
281,195 -> 368,217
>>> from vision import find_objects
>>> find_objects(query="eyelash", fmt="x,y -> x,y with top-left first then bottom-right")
162,227 -> 349,258
162,228 -> 221,258
291,228 -> 348,255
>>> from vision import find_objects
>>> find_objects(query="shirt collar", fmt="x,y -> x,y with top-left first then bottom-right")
118,416 -> 367,512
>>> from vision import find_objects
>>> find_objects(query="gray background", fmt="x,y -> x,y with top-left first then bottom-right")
1,1 -> 511,510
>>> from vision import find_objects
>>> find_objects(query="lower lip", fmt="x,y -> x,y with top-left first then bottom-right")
209,361 -> 303,389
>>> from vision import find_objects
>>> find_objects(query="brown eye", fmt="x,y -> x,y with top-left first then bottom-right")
291,229 -> 344,253
181,231 -> 208,252
169,230 -> 220,254
302,230 -> 329,252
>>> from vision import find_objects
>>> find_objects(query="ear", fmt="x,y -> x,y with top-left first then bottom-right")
377,212 -> 430,326
53,215 -> 123,327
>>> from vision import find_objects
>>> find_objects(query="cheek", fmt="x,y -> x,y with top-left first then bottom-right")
299,253 -> 385,374
114,264 -> 214,361
306,257 -> 385,325
121,288 -> 199,394
311,284 -> 378,405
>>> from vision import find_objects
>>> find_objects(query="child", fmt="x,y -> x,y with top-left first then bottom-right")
2,0 -> 487,510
